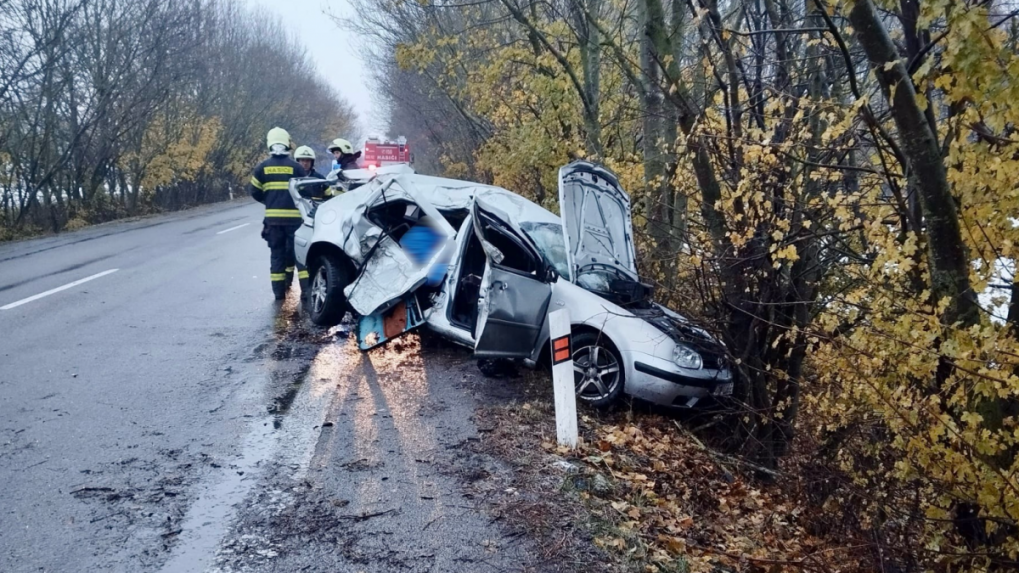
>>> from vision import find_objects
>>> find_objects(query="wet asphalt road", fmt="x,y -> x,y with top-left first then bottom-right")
0,203 -> 541,572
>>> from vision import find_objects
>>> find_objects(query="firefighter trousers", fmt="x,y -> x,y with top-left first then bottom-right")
264,225 -> 309,300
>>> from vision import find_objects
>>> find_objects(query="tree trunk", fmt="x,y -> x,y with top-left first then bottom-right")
572,0 -> 602,159
849,0 -> 978,329
850,0 -> 1010,535
639,0 -> 671,255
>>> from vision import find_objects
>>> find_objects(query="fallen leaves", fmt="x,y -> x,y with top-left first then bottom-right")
507,398 -> 871,571
565,418 -> 867,572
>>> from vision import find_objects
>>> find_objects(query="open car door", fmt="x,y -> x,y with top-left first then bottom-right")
471,197 -> 556,359
344,175 -> 457,322
288,178 -> 324,227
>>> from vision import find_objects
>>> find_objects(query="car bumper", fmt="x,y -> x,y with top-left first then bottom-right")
623,351 -> 732,407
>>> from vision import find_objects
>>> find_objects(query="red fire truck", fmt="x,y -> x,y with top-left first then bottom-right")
361,136 -> 411,170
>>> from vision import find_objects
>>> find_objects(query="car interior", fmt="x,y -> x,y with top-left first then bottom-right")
437,208 -> 469,232
365,198 -> 424,243
449,212 -> 539,333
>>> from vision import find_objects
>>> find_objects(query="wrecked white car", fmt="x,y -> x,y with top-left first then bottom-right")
288,161 -> 732,408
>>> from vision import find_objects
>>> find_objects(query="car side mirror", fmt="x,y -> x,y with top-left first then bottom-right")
544,266 -> 559,283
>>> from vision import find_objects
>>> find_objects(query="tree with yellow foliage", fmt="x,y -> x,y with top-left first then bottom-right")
363,0 -> 1019,567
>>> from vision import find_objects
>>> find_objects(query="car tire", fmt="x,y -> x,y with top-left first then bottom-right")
307,251 -> 350,327
571,331 -> 625,409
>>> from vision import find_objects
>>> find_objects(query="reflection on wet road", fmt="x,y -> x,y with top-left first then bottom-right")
206,321 -> 541,572
160,299 -> 334,572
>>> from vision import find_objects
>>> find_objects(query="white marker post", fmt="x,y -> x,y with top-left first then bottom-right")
548,309 -> 578,449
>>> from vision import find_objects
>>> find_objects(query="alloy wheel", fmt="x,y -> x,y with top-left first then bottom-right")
311,267 -> 329,314
572,344 -> 621,400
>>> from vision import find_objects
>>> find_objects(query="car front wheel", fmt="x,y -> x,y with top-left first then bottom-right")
571,331 -> 625,409
307,251 -> 350,327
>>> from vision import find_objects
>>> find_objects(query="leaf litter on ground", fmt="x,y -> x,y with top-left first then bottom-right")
467,372 -> 870,573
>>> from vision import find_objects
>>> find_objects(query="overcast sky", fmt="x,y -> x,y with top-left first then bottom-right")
242,0 -> 383,140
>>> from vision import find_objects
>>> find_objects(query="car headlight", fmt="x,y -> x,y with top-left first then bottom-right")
673,344 -> 702,370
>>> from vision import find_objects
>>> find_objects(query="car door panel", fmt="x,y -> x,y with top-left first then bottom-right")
471,199 -> 554,359
474,266 -> 552,358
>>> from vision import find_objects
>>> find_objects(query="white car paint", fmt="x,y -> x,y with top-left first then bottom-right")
290,166 -> 732,407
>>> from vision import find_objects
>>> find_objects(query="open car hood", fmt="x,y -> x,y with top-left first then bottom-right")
557,161 -> 637,279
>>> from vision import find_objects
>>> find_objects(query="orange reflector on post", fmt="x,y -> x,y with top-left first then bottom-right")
552,335 -> 571,365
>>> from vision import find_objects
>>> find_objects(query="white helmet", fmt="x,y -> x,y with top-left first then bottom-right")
294,145 -> 315,160
266,127 -> 291,155
327,138 -> 354,154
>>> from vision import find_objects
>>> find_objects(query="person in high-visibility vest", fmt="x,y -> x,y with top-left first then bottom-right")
249,127 -> 308,301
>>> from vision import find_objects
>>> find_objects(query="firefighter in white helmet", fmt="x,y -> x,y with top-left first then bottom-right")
327,138 -> 361,172
248,127 -> 308,301
294,145 -> 331,202
294,145 -> 325,180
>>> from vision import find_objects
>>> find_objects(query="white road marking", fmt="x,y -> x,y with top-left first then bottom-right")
1,269 -> 120,310
216,223 -> 251,235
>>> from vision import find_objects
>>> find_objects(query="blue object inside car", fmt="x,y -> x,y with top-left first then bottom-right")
399,224 -> 448,286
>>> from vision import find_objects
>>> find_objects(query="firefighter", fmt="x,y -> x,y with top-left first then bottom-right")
294,145 -> 331,202
249,127 -> 308,301
327,138 -> 361,172
294,145 -> 324,179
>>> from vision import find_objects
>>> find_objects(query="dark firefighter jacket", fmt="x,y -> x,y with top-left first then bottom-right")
339,154 -> 360,169
249,155 -> 307,225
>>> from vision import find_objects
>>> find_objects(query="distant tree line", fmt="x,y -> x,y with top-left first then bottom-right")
0,0 -> 357,239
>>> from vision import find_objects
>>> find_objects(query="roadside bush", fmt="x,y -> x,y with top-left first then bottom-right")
62,217 -> 90,232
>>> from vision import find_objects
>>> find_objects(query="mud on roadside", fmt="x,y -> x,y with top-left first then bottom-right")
66,297 -> 627,572
209,316 -> 574,572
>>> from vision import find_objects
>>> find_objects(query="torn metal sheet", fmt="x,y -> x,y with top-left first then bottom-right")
344,236 -> 426,316
340,178 -> 457,316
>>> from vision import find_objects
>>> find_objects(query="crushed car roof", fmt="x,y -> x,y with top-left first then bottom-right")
335,173 -> 561,226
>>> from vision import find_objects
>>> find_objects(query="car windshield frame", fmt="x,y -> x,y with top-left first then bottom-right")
520,221 -> 571,282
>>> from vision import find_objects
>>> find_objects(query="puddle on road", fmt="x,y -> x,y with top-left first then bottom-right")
159,303 -> 351,573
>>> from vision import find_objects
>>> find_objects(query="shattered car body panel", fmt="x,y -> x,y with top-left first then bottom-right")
292,175 -> 458,316
341,177 -> 458,316
293,163 -> 733,408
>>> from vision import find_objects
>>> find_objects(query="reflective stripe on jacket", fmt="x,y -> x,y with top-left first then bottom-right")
249,155 -> 307,225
